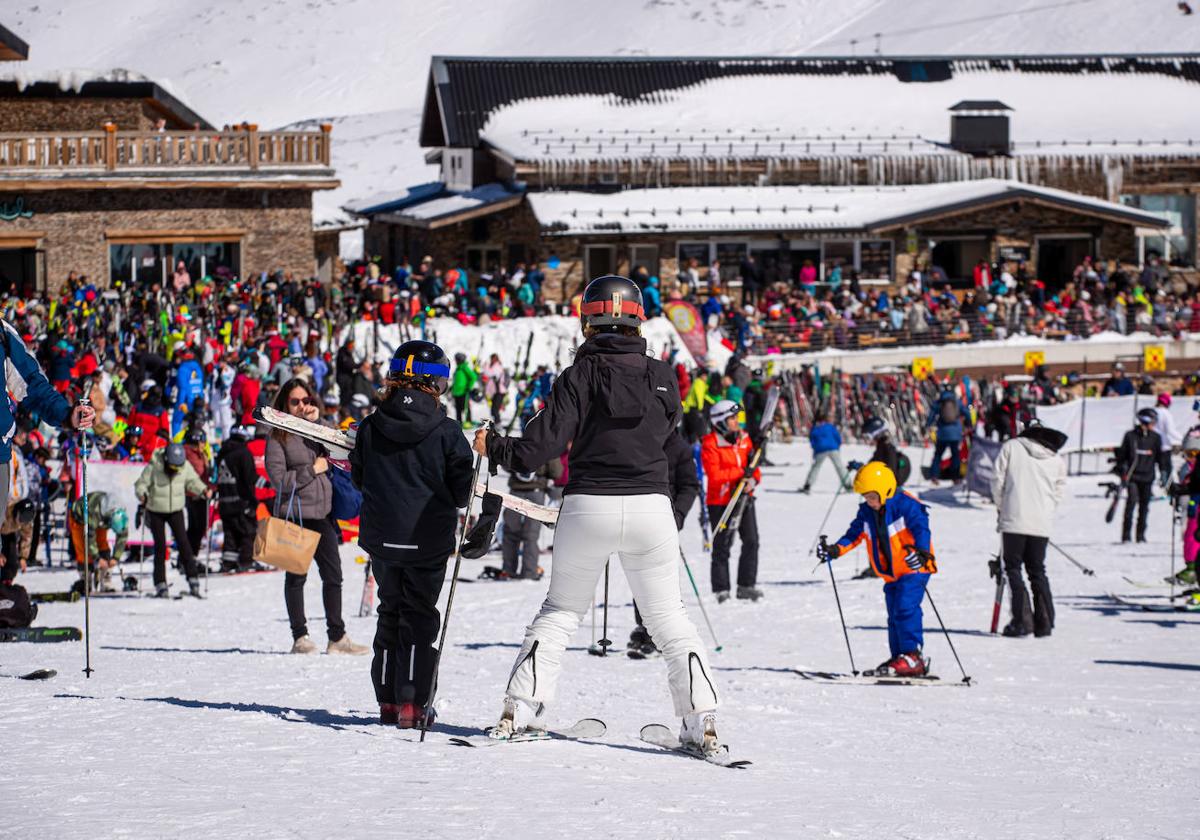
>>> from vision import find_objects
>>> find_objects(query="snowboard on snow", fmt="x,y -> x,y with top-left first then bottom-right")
0,626 -> 82,643
639,723 -> 751,768
448,717 -> 606,747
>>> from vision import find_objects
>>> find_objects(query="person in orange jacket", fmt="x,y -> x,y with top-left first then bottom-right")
817,463 -> 937,677
700,399 -> 762,603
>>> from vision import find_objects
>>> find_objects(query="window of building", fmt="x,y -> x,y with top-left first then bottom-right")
0,247 -> 38,296
1121,194 -> 1196,266
714,242 -> 748,286
466,246 -> 502,275
108,240 -> 241,287
859,240 -> 893,282
930,237 -> 989,286
630,245 -> 659,278
821,241 -> 855,283
585,244 -> 616,279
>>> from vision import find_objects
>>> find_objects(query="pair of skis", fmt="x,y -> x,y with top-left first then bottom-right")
448,718 -> 750,768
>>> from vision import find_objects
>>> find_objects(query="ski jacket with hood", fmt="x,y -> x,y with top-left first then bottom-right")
350,388 -> 474,562
700,429 -> 759,506
834,491 -> 935,583
991,435 -> 1067,538
1116,427 -> 1163,484
487,333 -> 681,498
215,434 -> 258,509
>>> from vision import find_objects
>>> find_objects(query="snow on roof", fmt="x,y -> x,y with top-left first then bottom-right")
353,183 -> 523,225
481,71 -> 1200,163
527,179 -> 1168,236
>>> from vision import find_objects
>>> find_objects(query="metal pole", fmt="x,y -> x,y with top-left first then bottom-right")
820,537 -> 857,675
808,481 -> 846,561
679,546 -> 721,652
925,589 -> 971,684
1046,539 -> 1096,576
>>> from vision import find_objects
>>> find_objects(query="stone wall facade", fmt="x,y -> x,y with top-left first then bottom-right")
0,97 -> 187,132
0,188 -> 316,289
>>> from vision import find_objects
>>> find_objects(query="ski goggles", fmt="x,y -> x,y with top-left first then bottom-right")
389,356 -> 450,378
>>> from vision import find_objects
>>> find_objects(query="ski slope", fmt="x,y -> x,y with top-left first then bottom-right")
5,442 -> 1195,839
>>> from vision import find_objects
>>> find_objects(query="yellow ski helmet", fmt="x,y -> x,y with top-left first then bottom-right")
853,461 -> 897,500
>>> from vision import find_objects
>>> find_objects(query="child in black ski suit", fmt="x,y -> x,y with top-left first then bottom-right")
349,340 -> 475,727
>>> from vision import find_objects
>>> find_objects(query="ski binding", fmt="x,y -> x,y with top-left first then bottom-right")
639,723 -> 751,768
449,717 -> 606,747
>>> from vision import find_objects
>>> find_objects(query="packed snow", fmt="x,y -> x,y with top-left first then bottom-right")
5,441 -> 1195,839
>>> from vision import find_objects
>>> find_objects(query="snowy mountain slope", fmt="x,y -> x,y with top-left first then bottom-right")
805,0 -> 1200,55
5,444 -> 1196,839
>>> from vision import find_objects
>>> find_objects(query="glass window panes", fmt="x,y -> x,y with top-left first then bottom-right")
715,242 -> 747,284
859,240 -> 893,281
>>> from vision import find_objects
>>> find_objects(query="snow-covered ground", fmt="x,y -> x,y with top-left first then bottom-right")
5,441 -> 1195,839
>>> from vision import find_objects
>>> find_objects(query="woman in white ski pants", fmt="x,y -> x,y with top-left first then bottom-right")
505,493 -> 718,718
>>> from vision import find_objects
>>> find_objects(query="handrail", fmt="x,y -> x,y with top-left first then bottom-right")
0,125 -> 332,171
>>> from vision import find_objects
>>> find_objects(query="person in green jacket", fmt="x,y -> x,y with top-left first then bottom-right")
450,352 -> 479,427
134,442 -> 209,598
68,492 -> 129,592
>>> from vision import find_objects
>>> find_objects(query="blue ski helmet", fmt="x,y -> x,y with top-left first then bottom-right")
389,340 -> 451,395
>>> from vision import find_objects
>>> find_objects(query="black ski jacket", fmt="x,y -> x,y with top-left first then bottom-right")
215,434 -> 258,509
488,333 -> 682,497
350,388 -> 475,562
1116,427 -> 1163,484
667,429 -> 700,529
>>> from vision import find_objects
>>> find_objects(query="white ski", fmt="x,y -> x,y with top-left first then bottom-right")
639,723 -> 751,768
791,669 -> 971,687
252,406 -> 354,459
474,482 -> 559,525
448,717 -> 606,747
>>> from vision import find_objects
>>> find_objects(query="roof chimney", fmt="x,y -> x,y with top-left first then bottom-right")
949,100 -> 1011,157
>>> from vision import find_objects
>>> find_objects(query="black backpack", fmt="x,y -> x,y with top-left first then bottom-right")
0,581 -> 36,628
938,397 -> 960,424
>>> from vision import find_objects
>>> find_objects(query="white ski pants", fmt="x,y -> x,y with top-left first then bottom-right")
504,493 -> 719,717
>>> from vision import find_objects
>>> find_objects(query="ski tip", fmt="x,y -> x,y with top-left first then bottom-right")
22,668 -> 57,680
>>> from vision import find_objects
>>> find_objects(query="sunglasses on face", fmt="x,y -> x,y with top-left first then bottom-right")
288,397 -> 314,407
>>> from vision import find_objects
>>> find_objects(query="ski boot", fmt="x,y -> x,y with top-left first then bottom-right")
853,566 -> 876,580
97,567 -> 117,593
379,703 -> 401,725
187,578 -> 203,598
879,651 -> 929,677
1002,622 -> 1033,638
736,586 -> 764,602
679,712 -> 722,758
627,626 -> 659,659
488,696 -> 546,740
1165,566 -> 1197,586
154,582 -> 170,599
714,590 -> 730,604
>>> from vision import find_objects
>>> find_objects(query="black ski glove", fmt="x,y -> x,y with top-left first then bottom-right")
816,536 -> 840,564
135,505 -> 145,529
847,460 -> 864,471
461,492 -> 503,560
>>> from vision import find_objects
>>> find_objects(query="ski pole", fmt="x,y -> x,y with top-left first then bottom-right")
1046,540 -> 1095,577
808,481 -> 846,564
78,381 -> 94,679
679,546 -> 721,652
924,589 -> 972,685
598,560 -> 612,655
420,423 -> 488,742
818,536 -> 857,675
988,547 -> 1006,635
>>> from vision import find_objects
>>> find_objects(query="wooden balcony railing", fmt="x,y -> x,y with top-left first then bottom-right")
0,124 -> 332,172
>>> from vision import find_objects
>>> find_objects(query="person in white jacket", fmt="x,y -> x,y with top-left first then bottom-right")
1154,393 -> 1179,485
990,421 -> 1068,638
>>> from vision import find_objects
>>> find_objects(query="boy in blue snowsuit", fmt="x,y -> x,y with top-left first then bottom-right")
799,412 -> 851,493
817,462 -> 937,676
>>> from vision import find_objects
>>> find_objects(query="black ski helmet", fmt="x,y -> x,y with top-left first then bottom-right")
454,352 -> 467,364
580,275 -> 646,330
862,416 -> 888,439
389,340 -> 451,395
1137,407 -> 1158,425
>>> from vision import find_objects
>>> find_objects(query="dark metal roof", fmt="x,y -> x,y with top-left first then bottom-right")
0,79 -> 212,129
949,100 -> 1012,111
0,23 -> 29,61
421,53 -> 1200,148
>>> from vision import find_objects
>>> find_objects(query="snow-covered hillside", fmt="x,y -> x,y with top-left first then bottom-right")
6,443 -> 1196,838
13,1 -> 1191,230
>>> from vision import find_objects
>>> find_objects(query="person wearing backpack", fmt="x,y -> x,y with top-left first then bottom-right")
926,388 -> 970,485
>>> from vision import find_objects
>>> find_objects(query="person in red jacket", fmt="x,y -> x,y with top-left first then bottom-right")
700,399 -> 762,602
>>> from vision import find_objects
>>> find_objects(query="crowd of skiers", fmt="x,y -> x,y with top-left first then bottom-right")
5,259 -> 1200,756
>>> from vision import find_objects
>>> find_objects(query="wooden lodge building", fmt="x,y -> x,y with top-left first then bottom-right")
0,22 -> 338,293
349,54 -> 1200,301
